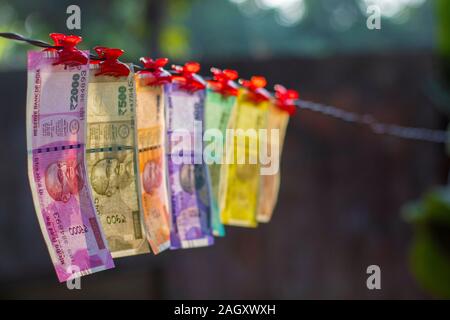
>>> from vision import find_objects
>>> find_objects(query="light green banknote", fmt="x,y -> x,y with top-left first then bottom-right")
204,89 -> 236,236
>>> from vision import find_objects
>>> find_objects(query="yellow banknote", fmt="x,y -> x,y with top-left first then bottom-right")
135,77 -> 171,254
220,89 -> 269,227
86,70 -> 149,257
257,104 -> 289,222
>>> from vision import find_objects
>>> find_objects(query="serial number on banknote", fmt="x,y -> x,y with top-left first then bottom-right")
68,224 -> 88,236
105,214 -> 127,225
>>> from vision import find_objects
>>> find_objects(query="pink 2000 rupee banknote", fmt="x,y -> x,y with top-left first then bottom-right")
26,50 -> 114,282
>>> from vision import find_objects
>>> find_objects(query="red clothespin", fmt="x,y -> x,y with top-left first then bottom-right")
138,57 -> 172,85
90,46 -> 130,77
239,76 -> 271,103
274,84 -> 299,115
171,62 -> 206,92
47,33 -> 89,67
207,68 -> 239,97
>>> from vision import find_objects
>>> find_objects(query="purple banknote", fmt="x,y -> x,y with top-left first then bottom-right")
165,84 -> 214,249
27,51 -> 114,282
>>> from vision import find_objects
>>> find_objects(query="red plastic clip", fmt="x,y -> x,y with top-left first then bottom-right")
274,84 -> 298,115
90,46 -> 130,77
138,57 -> 172,85
240,76 -> 271,103
47,33 -> 89,67
171,62 -> 206,92
207,68 -> 239,97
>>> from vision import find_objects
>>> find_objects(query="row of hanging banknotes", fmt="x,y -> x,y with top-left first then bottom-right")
26,39 -> 296,282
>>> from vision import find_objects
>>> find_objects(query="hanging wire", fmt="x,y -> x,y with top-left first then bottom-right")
0,32 -> 105,61
1,32 -> 448,145
0,32 -> 57,49
296,100 -> 448,144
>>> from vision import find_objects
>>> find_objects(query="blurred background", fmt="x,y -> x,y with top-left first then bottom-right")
1,0 -> 450,299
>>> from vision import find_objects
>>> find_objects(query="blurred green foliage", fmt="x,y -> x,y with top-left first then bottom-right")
405,1 -> 450,300
404,189 -> 450,299
188,0 -> 435,59
0,0 -> 152,68
0,0 -> 436,70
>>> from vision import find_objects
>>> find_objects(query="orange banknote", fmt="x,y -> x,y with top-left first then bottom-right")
135,78 -> 171,254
